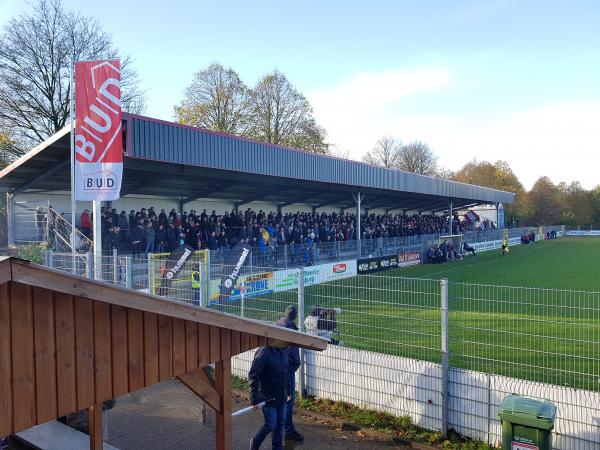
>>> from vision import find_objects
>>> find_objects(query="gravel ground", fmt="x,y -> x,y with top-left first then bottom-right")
103,379 -> 404,450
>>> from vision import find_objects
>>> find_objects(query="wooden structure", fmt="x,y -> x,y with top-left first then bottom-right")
0,257 -> 327,449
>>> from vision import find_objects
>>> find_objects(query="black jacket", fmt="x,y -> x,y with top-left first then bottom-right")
248,346 -> 289,406
276,317 -> 301,373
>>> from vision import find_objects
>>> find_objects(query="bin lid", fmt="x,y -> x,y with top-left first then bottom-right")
498,394 -> 556,430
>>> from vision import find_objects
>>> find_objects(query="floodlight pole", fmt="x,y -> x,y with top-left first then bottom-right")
448,199 -> 453,235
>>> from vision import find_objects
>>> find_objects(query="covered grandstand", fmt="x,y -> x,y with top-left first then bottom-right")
0,113 -> 514,250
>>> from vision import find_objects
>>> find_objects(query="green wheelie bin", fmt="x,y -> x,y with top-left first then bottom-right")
498,394 -> 556,450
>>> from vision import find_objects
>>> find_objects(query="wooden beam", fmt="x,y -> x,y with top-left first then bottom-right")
10,260 -> 328,352
88,404 -> 103,450
215,359 -> 232,450
178,367 -> 221,413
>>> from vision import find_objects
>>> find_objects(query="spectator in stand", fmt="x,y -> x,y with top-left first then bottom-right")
207,231 -> 218,251
131,220 -> 145,256
105,225 -> 121,254
463,241 -> 476,256
80,209 -> 91,239
118,211 -> 129,242
155,223 -> 167,253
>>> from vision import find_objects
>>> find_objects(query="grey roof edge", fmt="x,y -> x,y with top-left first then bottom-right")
125,113 -> 515,204
0,125 -> 70,180
0,114 -> 515,205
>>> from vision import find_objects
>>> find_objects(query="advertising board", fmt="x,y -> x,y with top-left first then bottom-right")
565,230 -> 600,236
209,259 -> 357,303
358,251 -> 420,273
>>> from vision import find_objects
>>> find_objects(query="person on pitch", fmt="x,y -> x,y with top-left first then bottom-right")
277,306 -> 304,442
501,237 -> 510,256
249,339 -> 290,450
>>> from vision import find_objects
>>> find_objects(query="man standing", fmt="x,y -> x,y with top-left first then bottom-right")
248,340 -> 290,450
80,209 -> 92,239
277,306 -> 304,442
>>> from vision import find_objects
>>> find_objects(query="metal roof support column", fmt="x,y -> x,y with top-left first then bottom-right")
6,193 -> 14,246
496,202 -> 500,228
353,192 -> 364,258
448,199 -> 453,235
178,198 -> 184,215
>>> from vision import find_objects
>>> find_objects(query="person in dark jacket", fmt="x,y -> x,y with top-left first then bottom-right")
277,306 -> 304,442
249,340 -> 290,450
155,223 -> 167,253
130,221 -> 145,256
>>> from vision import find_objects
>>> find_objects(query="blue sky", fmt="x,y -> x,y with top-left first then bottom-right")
1,0 -> 599,189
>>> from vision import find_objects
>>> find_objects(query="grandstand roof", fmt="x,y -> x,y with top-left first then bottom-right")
0,113 -> 514,211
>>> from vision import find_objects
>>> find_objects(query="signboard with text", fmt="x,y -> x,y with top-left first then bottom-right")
74,60 -> 122,201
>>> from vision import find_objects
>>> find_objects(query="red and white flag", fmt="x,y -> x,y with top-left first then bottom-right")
74,60 -> 122,201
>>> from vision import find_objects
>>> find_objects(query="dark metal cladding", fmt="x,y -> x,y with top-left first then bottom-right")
126,114 -> 514,205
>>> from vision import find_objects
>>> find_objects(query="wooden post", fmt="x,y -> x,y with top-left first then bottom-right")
88,404 -> 103,450
215,358 -> 232,450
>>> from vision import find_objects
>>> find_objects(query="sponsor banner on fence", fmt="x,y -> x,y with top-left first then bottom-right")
74,60 -> 123,201
358,255 -> 398,273
398,251 -> 421,267
566,230 -> 600,236
157,244 -> 194,296
210,259 -> 357,303
358,252 -> 420,274
470,237 -> 521,252
217,242 -> 252,303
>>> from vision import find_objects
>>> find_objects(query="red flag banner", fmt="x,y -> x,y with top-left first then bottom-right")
74,60 -> 122,201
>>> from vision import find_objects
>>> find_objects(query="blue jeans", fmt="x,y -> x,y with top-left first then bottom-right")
253,402 -> 285,450
285,373 -> 297,435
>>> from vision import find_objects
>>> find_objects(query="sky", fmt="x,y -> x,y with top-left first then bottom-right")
1,0 -> 599,189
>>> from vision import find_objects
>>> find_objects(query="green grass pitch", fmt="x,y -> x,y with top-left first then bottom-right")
231,237 -> 600,391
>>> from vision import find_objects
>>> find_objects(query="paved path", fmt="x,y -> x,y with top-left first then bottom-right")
104,379 -> 404,450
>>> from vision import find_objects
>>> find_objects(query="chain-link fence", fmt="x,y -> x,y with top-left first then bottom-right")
449,282 -> 600,391
39,229 -> 599,448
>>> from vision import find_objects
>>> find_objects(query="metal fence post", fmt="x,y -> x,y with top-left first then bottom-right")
284,244 -> 288,269
86,251 -> 93,278
47,250 -> 54,269
297,267 -> 306,399
147,253 -> 153,294
440,278 -> 449,438
125,256 -> 133,289
113,248 -> 118,284
205,250 -> 211,307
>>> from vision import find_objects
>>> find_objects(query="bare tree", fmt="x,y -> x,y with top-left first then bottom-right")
362,136 -> 402,168
248,70 -> 328,153
174,63 -> 249,134
329,145 -> 352,160
0,0 -> 146,157
397,141 -> 438,175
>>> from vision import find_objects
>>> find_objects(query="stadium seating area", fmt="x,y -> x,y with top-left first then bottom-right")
78,206 -> 497,255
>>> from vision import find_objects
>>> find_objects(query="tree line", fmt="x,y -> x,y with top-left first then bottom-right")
362,139 -> 600,226
0,0 -> 597,228
174,64 -> 328,153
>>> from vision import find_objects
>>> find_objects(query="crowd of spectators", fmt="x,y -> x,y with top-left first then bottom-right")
83,206 -> 488,257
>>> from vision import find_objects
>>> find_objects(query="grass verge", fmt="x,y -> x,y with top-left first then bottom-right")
231,375 -> 496,449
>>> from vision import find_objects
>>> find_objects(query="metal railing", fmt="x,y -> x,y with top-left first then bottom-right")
40,232 -> 599,447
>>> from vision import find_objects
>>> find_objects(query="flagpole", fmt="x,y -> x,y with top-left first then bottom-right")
69,61 -> 76,255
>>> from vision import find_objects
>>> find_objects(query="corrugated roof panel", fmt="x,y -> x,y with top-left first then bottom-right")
125,115 -> 514,205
